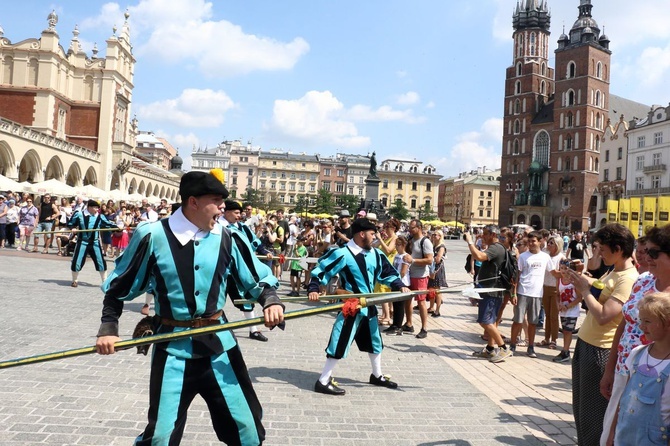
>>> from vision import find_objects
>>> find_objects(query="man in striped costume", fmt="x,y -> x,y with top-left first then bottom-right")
95,170 -> 284,446
67,199 -> 117,287
307,217 -> 410,396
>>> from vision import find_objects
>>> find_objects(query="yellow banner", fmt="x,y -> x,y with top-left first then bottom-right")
629,197 -> 641,237
607,200 -> 619,224
618,199 -> 630,226
643,197 -> 657,230
658,196 -> 670,226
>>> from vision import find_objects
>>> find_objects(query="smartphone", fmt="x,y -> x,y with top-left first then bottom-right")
560,259 -> 577,271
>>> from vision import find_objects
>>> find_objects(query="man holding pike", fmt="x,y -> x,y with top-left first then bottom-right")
95,169 -> 284,446
308,217 -> 410,396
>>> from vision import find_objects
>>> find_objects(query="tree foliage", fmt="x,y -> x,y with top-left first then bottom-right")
314,188 -> 336,214
387,199 -> 410,221
240,187 -> 264,209
338,194 -> 361,216
418,202 -> 437,221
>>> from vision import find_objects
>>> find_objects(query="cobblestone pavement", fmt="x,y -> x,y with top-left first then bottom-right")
0,240 -> 575,445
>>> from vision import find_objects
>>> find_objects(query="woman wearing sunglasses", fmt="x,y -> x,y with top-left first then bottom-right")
563,223 -> 639,445
597,225 -> 670,445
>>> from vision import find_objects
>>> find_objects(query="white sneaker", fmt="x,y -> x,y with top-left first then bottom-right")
489,348 -> 513,363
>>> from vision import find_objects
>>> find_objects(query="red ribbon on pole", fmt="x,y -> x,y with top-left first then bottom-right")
279,254 -> 286,264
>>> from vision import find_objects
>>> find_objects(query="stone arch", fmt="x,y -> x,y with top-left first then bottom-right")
110,170 -> 121,190
160,186 -> 166,198
44,156 -> 65,181
0,140 -> 17,178
530,214 -> 542,229
516,214 -> 526,225
138,180 -> 146,195
83,166 -> 97,186
18,149 -> 43,182
66,162 -> 82,187
129,178 -> 138,194
146,182 -> 153,197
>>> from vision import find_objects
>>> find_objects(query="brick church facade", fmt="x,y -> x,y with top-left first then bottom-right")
499,0 -> 613,231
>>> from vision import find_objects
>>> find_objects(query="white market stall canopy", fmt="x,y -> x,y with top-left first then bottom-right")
24,179 -> 77,197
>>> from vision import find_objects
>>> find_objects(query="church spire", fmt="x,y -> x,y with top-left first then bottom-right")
513,0 -> 551,32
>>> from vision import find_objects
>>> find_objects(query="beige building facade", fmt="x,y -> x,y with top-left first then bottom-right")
0,12 -> 179,201
377,158 -> 440,218
257,151 -> 319,210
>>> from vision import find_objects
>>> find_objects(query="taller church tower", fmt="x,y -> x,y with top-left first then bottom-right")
499,0 -> 553,227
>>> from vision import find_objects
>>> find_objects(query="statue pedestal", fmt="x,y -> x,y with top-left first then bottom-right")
365,175 -> 381,201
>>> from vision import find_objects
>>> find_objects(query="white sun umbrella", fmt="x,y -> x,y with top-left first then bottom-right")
25,178 -> 77,197
77,184 -> 108,200
107,189 -> 132,202
127,192 -> 147,204
0,174 -> 22,192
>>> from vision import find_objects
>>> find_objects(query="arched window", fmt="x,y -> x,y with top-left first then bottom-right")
27,58 -> 39,86
2,56 -> 14,84
568,61 -> 576,79
567,112 -> 574,128
565,157 -> 571,171
513,162 -> 519,174
595,136 -> 601,152
596,113 -> 602,129
541,63 -> 546,76
515,80 -> 521,95
530,33 -> 536,56
513,139 -> 520,155
595,90 -> 601,107
595,157 -> 599,172
533,131 -> 550,167
514,119 -> 521,134
540,80 -> 546,95
515,99 -> 521,114
516,62 -> 522,76
573,156 -> 579,170
566,134 -> 573,150
596,61 -> 602,79
567,90 -> 575,106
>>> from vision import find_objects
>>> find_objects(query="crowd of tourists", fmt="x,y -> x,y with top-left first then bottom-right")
3,183 -> 670,445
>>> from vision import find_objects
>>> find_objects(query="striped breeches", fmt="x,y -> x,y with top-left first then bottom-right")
325,306 -> 383,360
134,346 -> 264,446
70,240 -> 106,272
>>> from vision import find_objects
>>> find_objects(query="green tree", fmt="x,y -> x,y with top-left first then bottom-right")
240,187 -> 264,209
314,188 -> 335,214
262,192 -> 282,213
418,202 -> 437,221
294,194 -> 308,215
338,194 -> 361,216
387,199 -> 410,221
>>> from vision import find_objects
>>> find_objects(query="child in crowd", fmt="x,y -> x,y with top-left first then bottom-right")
384,236 -> 411,336
553,265 -> 582,363
611,292 -> 670,445
288,236 -> 307,297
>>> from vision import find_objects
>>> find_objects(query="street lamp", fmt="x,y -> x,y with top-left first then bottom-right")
455,201 -> 461,227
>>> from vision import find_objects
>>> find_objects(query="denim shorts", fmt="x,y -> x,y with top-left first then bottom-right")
36,221 -> 54,233
477,294 -> 503,325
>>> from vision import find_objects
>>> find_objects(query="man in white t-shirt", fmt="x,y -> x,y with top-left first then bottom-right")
285,215 -> 299,258
509,231 -> 552,358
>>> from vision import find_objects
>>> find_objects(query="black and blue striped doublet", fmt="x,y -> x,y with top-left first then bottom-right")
68,211 -> 116,272
310,243 -> 404,359
100,214 -> 279,445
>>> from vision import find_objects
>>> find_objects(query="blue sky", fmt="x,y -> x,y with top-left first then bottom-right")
3,1 -> 670,177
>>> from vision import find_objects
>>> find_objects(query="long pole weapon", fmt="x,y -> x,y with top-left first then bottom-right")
0,290 -> 424,370
33,228 -> 122,235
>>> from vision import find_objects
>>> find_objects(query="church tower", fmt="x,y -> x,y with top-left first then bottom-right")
499,0 -> 553,227
551,0 -> 611,230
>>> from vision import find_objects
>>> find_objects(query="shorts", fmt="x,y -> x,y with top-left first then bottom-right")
560,316 -> 578,333
36,221 -> 53,233
19,225 -> 35,237
410,277 -> 429,301
477,294 -> 503,325
290,269 -> 302,278
513,294 -> 542,325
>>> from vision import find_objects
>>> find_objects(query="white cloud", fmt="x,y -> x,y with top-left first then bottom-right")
80,0 -> 309,77
136,89 -> 236,128
267,90 -> 426,148
397,91 -> 420,105
433,118 -> 502,177
425,101 -> 436,109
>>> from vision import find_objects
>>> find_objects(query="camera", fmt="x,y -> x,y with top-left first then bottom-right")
560,259 -> 577,271
463,234 -> 468,241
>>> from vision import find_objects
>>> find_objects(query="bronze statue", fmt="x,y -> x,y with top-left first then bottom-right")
369,151 -> 378,178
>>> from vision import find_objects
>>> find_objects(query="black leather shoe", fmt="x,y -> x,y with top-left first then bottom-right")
249,331 -> 268,342
314,378 -> 346,395
383,325 -> 399,334
369,374 -> 398,389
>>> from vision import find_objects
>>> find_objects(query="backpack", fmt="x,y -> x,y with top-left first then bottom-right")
496,244 -> 518,290
464,254 -> 472,273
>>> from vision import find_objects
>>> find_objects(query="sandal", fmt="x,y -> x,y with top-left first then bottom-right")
536,340 -> 551,347
31,248 -> 38,253
42,249 -> 48,254
548,341 -> 557,349
57,252 -> 63,256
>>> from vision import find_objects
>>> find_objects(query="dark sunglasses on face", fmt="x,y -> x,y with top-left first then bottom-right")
645,248 -> 666,260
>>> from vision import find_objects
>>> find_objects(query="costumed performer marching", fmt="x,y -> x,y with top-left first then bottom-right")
219,199 -> 275,342
307,217 -> 410,396
67,199 -> 117,287
95,169 -> 285,446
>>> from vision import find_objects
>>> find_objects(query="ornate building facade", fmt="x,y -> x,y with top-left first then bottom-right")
377,158 -> 440,218
499,0 -> 618,231
0,12 -> 180,200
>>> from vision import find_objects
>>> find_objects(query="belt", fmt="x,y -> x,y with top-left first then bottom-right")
159,310 -> 223,328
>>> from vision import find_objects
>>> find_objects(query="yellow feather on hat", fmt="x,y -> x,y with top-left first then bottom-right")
209,168 -> 225,184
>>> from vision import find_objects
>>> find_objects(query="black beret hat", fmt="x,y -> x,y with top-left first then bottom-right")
224,200 -> 243,211
87,199 -> 101,208
351,217 -> 377,235
179,169 -> 229,201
